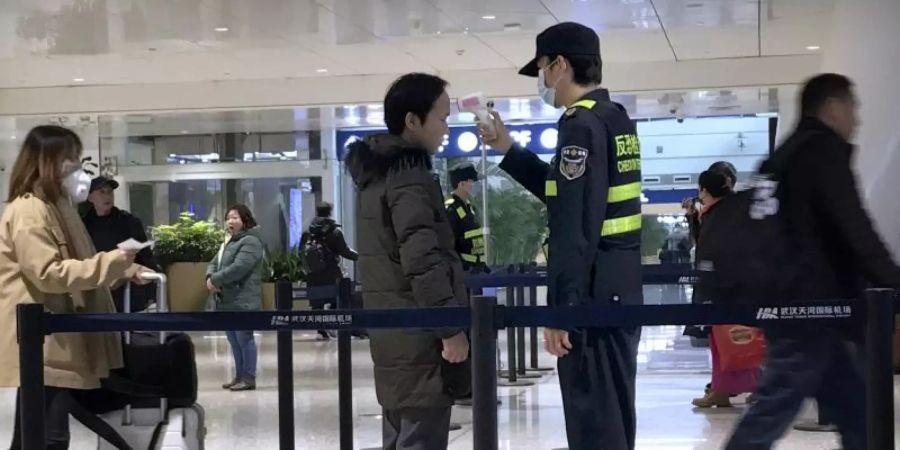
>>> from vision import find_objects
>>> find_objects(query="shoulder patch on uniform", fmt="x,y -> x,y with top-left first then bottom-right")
564,107 -> 577,117
559,146 -> 588,180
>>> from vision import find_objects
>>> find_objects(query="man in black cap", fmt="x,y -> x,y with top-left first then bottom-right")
82,176 -> 159,312
445,162 -> 487,273
480,21 -> 643,450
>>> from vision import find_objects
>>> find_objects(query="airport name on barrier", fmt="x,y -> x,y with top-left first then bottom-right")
271,313 -> 354,327
755,305 -> 853,320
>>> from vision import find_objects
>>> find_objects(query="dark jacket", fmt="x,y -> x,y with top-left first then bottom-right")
499,88 -> 643,307
207,227 -> 265,311
691,195 -> 732,305
82,207 -> 159,312
345,134 -> 468,410
300,217 -> 358,286
444,194 -> 486,271
769,117 -> 900,300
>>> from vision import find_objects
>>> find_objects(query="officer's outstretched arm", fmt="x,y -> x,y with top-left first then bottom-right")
550,116 -> 609,306
498,146 -> 551,203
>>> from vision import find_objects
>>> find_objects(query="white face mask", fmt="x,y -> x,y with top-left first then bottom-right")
62,169 -> 91,203
537,59 -> 561,107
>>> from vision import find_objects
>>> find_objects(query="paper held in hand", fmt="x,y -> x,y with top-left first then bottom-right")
117,238 -> 154,251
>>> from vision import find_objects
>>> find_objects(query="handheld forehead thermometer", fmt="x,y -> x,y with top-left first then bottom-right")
458,92 -> 495,133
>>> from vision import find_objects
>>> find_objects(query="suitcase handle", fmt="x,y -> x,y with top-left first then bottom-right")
122,272 -> 170,426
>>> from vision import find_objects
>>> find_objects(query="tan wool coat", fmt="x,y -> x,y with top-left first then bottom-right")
0,193 -> 136,389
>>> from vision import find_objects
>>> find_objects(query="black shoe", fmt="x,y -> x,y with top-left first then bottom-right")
222,379 -> 239,390
316,330 -> 331,341
230,378 -> 256,391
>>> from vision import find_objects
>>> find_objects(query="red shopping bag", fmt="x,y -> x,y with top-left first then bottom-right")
712,325 -> 767,371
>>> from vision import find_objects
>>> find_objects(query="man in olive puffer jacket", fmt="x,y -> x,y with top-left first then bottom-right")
345,73 -> 469,450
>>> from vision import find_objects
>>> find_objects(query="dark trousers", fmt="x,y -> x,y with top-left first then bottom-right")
724,327 -> 866,450
382,407 -> 451,450
558,326 -> 641,450
9,387 -> 71,450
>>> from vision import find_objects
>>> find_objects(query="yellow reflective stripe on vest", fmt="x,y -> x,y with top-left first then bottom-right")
545,180 -> 558,197
461,253 -> 479,263
456,207 -> 466,219
444,198 -> 455,206
607,182 -> 642,203
601,213 -> 642,236
570,99 -> 597,109
464,228 -> 483,239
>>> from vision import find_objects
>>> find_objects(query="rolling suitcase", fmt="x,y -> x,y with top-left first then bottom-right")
98,272 -> 206,450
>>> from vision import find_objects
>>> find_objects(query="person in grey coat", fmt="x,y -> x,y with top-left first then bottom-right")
346,73 -> 469,450
206,204 -> 264,391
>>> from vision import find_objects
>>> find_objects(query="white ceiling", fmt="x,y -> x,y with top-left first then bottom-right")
0,0 -> 833,89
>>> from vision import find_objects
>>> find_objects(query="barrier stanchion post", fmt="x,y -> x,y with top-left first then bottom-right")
337,278 -> 353,450
526,263 -> 553,373
505,282 -> 517,383
276,278 -> 295,450
516,265 -> 527,376
16,303 -> 46,450
497,267 -> 536,387
514,264 -> 542,380
472,295 -> 498,450
529,263 -> 539,369
865,289 -> 895,450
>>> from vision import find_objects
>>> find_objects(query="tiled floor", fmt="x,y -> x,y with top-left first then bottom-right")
1,325 -> 895,449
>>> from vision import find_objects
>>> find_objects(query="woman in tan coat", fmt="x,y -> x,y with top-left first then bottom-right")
0,125 -> 150,449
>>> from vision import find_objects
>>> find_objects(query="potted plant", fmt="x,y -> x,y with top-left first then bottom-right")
260,249 -> 305,310
151,212 -> 226,312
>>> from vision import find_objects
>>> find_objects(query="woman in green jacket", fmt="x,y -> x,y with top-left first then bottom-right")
206,204 -> 264,391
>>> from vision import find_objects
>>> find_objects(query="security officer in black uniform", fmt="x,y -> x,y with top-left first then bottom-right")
445,163 -> 487,273
479,22 -> 643,450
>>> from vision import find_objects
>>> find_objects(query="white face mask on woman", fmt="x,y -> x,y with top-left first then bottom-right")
62,168 -> 91,203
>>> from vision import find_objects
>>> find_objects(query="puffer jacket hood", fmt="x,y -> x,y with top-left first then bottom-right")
345,134 -> 433,188
233,225 -> 263,242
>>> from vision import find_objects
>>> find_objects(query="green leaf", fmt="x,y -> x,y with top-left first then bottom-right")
150,212 -> 227,268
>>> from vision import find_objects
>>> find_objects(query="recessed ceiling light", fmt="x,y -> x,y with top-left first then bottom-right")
316,68 -> 328,73
481,15 -> 496,20
214,27 -> 229,32
10,136 -> 16,140
72,77 -> 85,82
180,130 -> 189,134
806,45 -> 820,51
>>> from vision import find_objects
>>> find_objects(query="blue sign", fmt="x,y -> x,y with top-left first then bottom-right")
336,122 -> 560,160
643,189 -> 698,204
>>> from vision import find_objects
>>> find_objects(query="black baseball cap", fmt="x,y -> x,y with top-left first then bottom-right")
519,22 -> 601,77
89,176 -> 119,193
449,163 -> 479,187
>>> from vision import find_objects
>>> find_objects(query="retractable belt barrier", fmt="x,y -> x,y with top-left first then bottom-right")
14,278 -> 896,450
